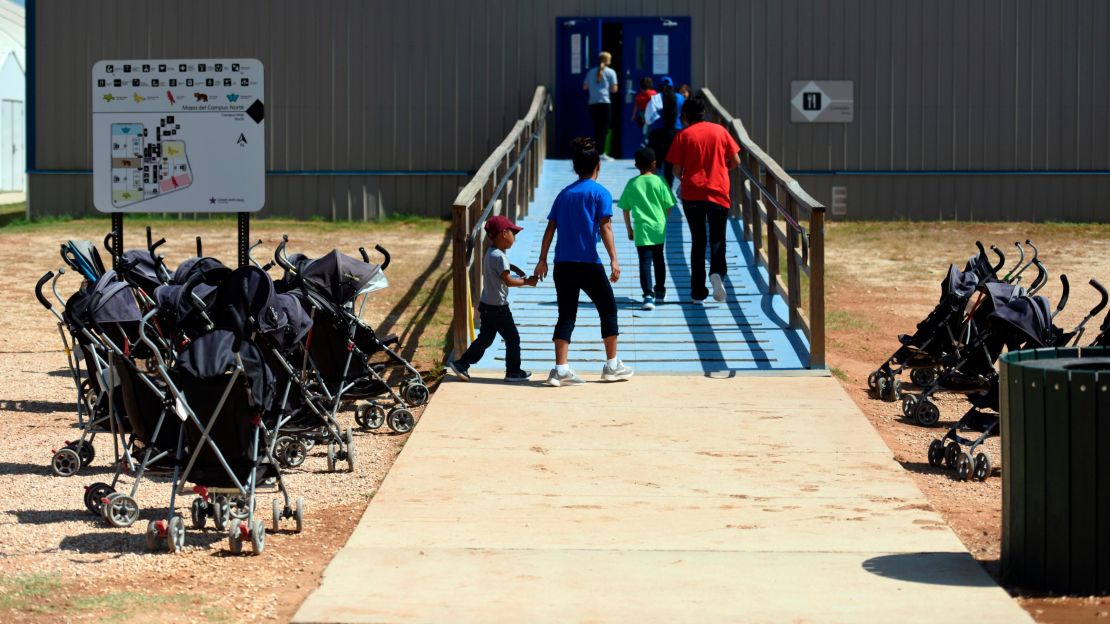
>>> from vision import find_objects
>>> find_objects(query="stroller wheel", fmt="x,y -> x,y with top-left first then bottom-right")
973,453 -> 992,481
913,400 -> 941,427
867,371 -> 880,391
955,452 -> 973,481
166,515 -> 186,553
84,482 -> 114,516
274,436 -> 293,465
345,428 -> 357,472
250,520 -> 266,555
355,403 -> 386,431
283,440 -> 308,468
212,496 -> 231,531
911,367 -> 940,388
228,497 -> 252,520
105,494 -> 140,528
294,497 -> 305,533
302,437 -> 316,451
69,440 -> 96,467
326,441 -> 337,472
927,439 -> 945,467
403,381 -> 430,406
228,521 -> 245,555
901,394 -> 919,419
388,408 -> 415,434
190,498 -> 208,530
272,499 -> 283,532
101,492 -> 121,522
144,519 -> 160,552
51,447 -> 82,477
944,442 -> 961,469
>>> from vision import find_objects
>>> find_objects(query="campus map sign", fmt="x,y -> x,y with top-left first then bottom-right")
92,59 -> 265,213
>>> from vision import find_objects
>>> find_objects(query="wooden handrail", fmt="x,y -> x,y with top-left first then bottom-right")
701,88 -> 826,368
451,86 -> 551,357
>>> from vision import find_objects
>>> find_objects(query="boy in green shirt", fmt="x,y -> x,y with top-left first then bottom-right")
619,147 -> 677,310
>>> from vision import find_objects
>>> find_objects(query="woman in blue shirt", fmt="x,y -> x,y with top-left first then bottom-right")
534,137 -> 634,386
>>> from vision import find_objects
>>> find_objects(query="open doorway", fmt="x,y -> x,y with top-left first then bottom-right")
554,16 -> 691,159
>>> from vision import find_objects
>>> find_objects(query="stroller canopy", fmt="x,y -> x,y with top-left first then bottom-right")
174,329 -> 274,412
990,295 -> 1063,349
268,292 -> 313,347
86,270 -> 143,326
942,264 -> 980,300
300,250 -> 388,305
173,256 -> 229,286
118,249 -> 164,294
61,240 -> 106,283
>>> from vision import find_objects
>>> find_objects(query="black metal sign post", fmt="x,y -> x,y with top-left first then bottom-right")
237,212 -> 250,267
111,213 -> 123,269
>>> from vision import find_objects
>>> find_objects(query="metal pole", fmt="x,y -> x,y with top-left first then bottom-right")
237,212 -> 250,268
111,213 -> 123,269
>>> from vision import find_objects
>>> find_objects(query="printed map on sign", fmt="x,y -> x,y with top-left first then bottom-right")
92,59 -> 265,213
110,119 -> 192,208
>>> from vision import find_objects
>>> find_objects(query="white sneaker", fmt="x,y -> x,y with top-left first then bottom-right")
546,368 -> 585,387
709,273 -> 727,302
600,360 -> 634,382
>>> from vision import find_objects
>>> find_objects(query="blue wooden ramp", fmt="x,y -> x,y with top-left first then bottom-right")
469,159 -> 812,375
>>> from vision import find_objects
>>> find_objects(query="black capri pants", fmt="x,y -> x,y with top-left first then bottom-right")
553,261 -> 619,342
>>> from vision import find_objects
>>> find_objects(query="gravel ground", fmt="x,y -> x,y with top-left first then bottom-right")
0,219 -> 450,622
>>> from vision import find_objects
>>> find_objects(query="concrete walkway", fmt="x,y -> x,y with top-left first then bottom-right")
293,376 -> 1031,623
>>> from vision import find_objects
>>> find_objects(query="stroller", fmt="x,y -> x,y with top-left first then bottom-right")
925,278 -> 1107,481
36,264 -> 132,477
136,264 -> 305,554
869,242 -> 1007,401
276,236 -> 429,435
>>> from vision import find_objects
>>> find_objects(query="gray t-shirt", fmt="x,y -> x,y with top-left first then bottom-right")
584,66 -> 618,105
480,247 -> 511,306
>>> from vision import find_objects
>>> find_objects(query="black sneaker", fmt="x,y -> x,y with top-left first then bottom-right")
504,370 -> 532,383
447,360 -> 471,382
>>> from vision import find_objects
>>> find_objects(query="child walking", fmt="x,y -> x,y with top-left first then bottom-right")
448,215 -> 538,382
619,147 -> 676,311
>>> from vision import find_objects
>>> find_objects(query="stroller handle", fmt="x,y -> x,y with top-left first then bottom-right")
359,246 -> 370,263
35,271 -> 54,310
1054,274 -> 1069,318
374,244 -> 391,271
988,245 -> 1005,276
275,235 -> 294,272
103,232 -> 115,257
1029,260 -> 1047,294
1090,280 -> 1109,318
196,236 -> 203,257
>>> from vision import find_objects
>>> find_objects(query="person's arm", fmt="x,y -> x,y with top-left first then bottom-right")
608,70 -> 618,94
623,210 -> 634,240
599,217 -> 620,282
501,270 -> 538,288
534,220 -> 557,281
728,151 -> 741,170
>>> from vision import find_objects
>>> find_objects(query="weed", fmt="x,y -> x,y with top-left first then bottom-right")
830,366 -> 849,382
826,309 -> 871,331
70,591 -> 200,615
0,574 -> 62,612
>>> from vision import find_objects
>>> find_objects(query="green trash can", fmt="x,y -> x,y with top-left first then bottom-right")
1000,346 -> 1110,595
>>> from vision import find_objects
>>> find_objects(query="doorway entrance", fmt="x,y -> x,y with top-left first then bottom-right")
554,16 -> 691,159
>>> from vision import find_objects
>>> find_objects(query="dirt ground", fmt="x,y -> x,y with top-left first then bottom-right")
0,217 -> 452,622
824,221 -> 1110,623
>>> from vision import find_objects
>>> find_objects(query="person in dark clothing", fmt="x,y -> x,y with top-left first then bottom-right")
647,81 -> 681,190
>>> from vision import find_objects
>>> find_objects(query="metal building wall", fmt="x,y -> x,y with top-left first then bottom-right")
30,0 -> 1109,220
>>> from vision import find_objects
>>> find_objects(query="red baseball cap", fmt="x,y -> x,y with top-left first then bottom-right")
485,215 -> 523,237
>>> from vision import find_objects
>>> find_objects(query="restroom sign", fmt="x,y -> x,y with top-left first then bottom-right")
92,58 -> 265,213
791,81 -> 853,123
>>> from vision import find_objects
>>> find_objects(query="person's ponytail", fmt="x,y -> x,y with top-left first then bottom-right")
596,51 -> 612,83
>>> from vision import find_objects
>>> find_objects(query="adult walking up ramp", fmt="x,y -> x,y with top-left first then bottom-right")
293,376 -> 1031,623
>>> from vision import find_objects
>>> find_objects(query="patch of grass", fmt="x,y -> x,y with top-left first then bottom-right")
0,201 -> 25,227
0,573 -> 62,613
0,211 -> 450,234
826,309 -> 872,332
829,366 -> 849,382
70,591 -> 201,615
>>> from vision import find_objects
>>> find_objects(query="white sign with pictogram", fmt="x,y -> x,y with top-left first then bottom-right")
92,59 -> 265,213
790,80 -> 853,123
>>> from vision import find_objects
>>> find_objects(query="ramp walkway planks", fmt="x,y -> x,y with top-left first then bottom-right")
293,376 -> 1031,623
468,159 -> 810,375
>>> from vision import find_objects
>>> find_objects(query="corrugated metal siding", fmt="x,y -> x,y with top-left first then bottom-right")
30,0 -> 1110,220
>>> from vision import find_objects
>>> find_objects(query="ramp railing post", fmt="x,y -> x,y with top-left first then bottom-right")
809,208 -> 826,368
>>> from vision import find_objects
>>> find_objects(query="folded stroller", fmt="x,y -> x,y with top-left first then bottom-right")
276,237 -> 428,434
137,264 -> 305,554
869,242 -> 1007,400
924,277 -> 1107,481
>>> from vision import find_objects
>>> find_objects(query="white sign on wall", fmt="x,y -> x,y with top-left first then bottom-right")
790,80 -> 853,123
92,59 -> 265,213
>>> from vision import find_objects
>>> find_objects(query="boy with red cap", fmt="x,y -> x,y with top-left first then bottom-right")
448,215 -> 538,382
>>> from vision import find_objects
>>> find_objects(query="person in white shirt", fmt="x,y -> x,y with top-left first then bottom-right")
582,51 -> 618,160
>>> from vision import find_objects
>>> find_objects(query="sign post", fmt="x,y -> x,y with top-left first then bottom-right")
92,58 -> 265,266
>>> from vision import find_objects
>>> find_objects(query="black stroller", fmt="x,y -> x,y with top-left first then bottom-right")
869,242 -> 1007,401
925,278 -> 1107,481
276,237 -> 429,434
137,265 -> 305,554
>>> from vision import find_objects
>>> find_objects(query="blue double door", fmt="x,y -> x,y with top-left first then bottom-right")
554,17 -> 691,159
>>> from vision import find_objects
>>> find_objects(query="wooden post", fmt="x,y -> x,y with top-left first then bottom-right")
808,208 -> 826,368
451,202 -> 470,357
785,194 -> 802,329
749,157 -> 763,254
737,149 -> 752,242
764,176 -> 779,285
